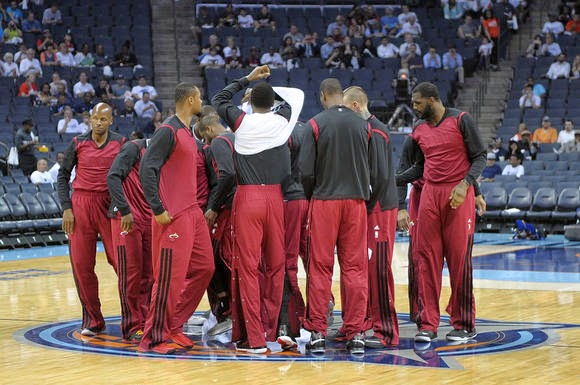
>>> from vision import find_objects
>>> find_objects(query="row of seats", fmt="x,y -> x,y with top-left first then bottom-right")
481,180 -> 579,195
1,182 -> 56,195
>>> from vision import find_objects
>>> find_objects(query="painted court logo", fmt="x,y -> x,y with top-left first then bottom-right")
14,313 -> 579,369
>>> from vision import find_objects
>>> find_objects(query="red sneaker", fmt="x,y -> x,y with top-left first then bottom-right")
169,332 -> 194,348
138,342 -> 177,355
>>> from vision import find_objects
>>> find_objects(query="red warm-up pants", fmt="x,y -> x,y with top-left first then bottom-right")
139,206 -> 214,349
407,187 -> 422,325
415,182 -> 476,333
111,217 -> 153,339
230,185 -> 285,348
304,199 -> 368,339
207,208 -> 233,322
68,191 -> 116,331
279,199 -> 309,336
366,206 -> 399,345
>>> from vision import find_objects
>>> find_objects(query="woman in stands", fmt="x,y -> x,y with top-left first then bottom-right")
1,52 -> 19,77
36,82 -> 55,106
40,44 -> 59,66
482,9 -> 500,69
362,38 -> 377,58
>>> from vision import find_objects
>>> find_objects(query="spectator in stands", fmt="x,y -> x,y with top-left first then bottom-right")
119,98 -> 136,118
444,0 -> 464,20
42,3 -> 62,27
401,44 -> 423,69
458,14 -> 481,40
2,52 -> 19,77
519,85 -> 541,109
546,53 -> 571,79
134,91 -> 158,119
95,78 -> 113,101
144,110 -> 163,134
4,21 -> 23,44
110,74 -> 129,99
327,15 -> 347,37
49,72 -> 67,96
398,5 -> 417,26
73,71 -> 95,99
19,48 -> 42,77
244,46 -> 260,68
561,131 -> 580,152
347,16 -> 365,39
493,0 -> 518,33
6,1 -> 23,25
525,77 -> 546,98
542,13 -> 564,36
113,41 -> 138,68
56,42 -> 76,67
237,8 -> 254,29
36,82 -> 55,106
321,36 -> 336,60
361,37 -> 377,58
201,34 -> 222,57
62,32 -> 75,53
49,152 -> 64,182
222,36 -> 240,59
572,54 -> 580,79
192,6 -> 216,41
254,4 -> 276,33
365,19 -> 385,38
565,13 -> 580,35
534,116 -> 558,144
36,29 -> 55,53
511,123 -> 533,141
398,15 -> 422,37
57,106 -> 81,134
14,43 -> 27,64
18,73 -> 38,97
74,93 -> 95,114
489,136 -> 508,160
330,26 -> 345,44
74,43 -> 94,67
478,37 -> 494,70
15,119 -> 38,176
443,45 -> 465,86
40,44 -> 58,66
281,36 -> 296,59
399,33 -> 421,59
482,9 -> 500,69
541,33 -> 562,57
346,45 -> 362,70
556,119 -> 575,150
296,34 -> 319,58
423,46 -> 442,69
93,44 -> 110,67
225,47 -> 243,70
30,158 -> 54,185
200,47 -> 225,69
325,47 -> 345,69
479,153 -> 503,182
22,11 -> 41,33
283,25 -> 304,45
51,91 -> 72,116
502,154 -> 525,178
377,36 -> 399,59
260,46 -> 283,68
131,75 -> 158,101
77,111 -> 91,133
524,34 -> 543,59
380,6 -> 400,37
218,3 -> 237,28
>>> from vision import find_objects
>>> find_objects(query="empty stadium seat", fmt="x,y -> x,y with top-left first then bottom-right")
526,187 -> 557,222
482,186 -> 508,222
35,192 -> 61,218
3,193 -> 27,219
502,187 -> 532,220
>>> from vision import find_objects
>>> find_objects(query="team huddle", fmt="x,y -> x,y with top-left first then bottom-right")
58,64 -> 486,356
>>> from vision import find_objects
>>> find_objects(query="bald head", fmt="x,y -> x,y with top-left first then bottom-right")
92,102 -> 113,118
90,102 -> 113,135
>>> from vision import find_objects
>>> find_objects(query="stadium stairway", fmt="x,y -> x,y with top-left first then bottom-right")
175,1 -> 202,91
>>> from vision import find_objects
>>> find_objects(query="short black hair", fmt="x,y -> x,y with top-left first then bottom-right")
251,82 -> 275,109
174,82 -> 199,104
412,82 -> 440,100
320,78 -> 342,97
131,130 -> 144,139
22,119 -> 34,126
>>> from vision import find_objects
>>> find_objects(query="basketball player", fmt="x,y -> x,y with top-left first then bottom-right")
138,83 -> 215,354
211,65 -> 304,353
107,138 -> 153,342
342,86 -> 399,348
198,114 -> 236,336
300,78 -> 371,355
403,82 -> 486,343
58,103 -> 126,336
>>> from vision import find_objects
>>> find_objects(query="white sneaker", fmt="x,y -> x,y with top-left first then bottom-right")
277,335 -> 297,350
81,327 -> 102,336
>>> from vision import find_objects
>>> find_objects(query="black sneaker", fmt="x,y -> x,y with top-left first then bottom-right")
414,330 -> 437,342
446,329 -> 477,341
234,340 -> 268,354
346,333 -> 365,355
365,335 -> 387,349
307,331 -> 325,354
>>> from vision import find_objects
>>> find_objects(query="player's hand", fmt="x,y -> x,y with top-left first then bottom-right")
121,213 -> 134,233
246,65 -> 270,82
475,194 -> 487,216
155,211 -> 172,225
241,88 -> 252,104
449,181 -> 469,209
204,209 -> 218,228
397,209 -> 411,232
62,208 -> 75,234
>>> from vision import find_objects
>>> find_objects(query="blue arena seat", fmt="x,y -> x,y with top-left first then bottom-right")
526,187 -> 557,222
502,187 -> 533,220
552,188 -> 580,224
3,193 -> 27,219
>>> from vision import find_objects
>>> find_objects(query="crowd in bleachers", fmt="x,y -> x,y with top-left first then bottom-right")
0,0 -> 154,247
196,2 -> 527,121
479,0 -> 580,232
